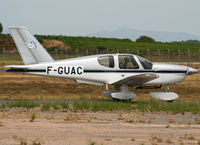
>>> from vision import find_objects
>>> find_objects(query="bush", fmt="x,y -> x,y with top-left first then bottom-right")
136,35 -> 155,43
0,23 -> 3,34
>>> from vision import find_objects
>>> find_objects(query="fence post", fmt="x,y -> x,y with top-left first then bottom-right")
127,49 -> 129,54
147,49 -> 150,59
199,49 -> 200,62
3,48 -> 5,58
137,49 -> 139,55
86,48 -> 88,56
65,49 -> 67,57
55,49 -> 57,58
157,49 -> 160,61
178,49 -> 180,62
96,49 -> 98,54
76,48 -> 78,56
187,49 -> 190,66
107,48 -> 108,54
117,49 -> 118,53
168,49 -> 170,62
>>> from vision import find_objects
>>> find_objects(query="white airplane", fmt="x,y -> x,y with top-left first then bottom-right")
4,27 -> 199,101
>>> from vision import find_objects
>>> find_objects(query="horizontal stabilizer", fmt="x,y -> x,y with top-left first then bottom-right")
4,65 -> 29,69
4,65 -> 29,72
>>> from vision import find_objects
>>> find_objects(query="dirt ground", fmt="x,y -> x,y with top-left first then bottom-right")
0,110 -> 200,145
0,64 -> 199,145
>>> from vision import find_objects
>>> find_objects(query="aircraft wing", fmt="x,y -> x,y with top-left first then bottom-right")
112,73 -> 159,86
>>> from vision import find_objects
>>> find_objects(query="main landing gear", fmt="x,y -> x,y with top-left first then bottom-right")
103,84 -> 179,102
103,84 -> 136,101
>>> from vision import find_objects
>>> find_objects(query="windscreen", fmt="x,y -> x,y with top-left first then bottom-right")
137,56 -> 153,69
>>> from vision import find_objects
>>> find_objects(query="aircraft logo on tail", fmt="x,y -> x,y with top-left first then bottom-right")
24,40 -> 37,49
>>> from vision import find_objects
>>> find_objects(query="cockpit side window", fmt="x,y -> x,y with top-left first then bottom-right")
118,55 -> 139,69
137,56 -> 153,69
98,56 -> 114,68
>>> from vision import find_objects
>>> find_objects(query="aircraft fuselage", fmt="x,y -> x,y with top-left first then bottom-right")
8,54 -> 197,86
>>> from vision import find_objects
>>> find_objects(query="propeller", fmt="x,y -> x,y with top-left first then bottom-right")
187,67 -> 199,75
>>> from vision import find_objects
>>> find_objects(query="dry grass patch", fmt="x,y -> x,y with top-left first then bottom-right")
180,134 -> 195,140
64,112 -> 82,121
165,138 -> 173,144
88,140 -> 104,145
32,137 -> 45,145
187,135 -> 195,140
12,135 -> 27,145
168,118 -> 176,124
0,72 -> 200,101
150,135 -> 163,143
30,113 -> 36,122
195,117 -> 200,124
104,138 -> 112,141
131,137 -> 135,141
165,124 -> 170,128
0,121 -> 3,127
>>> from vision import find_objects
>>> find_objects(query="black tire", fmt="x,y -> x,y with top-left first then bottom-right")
167,100 -> 174,103
112,98 -> 132,102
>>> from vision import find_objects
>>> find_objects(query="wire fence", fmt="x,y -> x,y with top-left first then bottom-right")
1,48 -> 200,63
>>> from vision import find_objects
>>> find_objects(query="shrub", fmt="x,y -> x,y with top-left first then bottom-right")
136,35 -> 155,43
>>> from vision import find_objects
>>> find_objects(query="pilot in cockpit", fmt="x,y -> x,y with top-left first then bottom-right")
123,57 -> 138,69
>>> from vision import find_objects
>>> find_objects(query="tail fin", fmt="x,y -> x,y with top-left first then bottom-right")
9,27 -> 54,65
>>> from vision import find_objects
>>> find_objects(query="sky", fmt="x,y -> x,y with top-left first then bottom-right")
1,0 -> 200,36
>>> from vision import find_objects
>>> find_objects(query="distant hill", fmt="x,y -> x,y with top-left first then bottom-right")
89,28 -> 200,42
175,40 -> 200,44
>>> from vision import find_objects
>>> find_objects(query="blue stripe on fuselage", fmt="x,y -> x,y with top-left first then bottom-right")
5,69 -> 187,74
84,70 -> 187,73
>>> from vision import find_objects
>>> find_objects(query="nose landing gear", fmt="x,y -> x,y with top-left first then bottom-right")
150,85 -> 179,102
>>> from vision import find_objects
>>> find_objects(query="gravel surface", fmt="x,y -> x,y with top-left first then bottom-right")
0,111 -> 200,145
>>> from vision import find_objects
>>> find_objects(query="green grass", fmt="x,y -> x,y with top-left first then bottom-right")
134,100 -> 200,114
6,100 -> 40,109
73,100 -> 132,111
0,99 -> 200,114
41,103 -> 51,111
41,102 -> 69,111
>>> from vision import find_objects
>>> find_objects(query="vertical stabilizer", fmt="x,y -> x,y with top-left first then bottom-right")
9,27 -> 54,65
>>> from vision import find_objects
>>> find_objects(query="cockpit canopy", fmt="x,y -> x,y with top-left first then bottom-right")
97,54 -> 153,70
97,55 -> 114,68
118,55 -> 139,69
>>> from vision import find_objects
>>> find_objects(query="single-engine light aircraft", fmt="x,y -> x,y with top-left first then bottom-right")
5,27 -> 199,101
